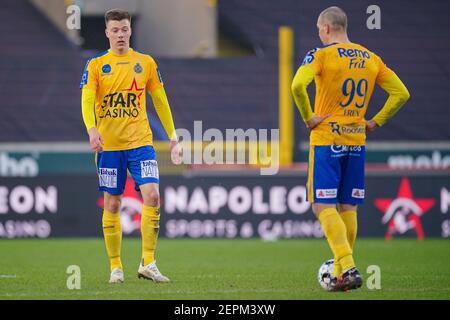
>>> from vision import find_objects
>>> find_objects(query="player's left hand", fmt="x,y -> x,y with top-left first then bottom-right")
305,114 -> 330,130
169,139 -> 182,165
365,119 -> 379,134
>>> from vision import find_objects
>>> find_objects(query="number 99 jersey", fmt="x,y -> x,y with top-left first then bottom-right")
300,42 -> 394,146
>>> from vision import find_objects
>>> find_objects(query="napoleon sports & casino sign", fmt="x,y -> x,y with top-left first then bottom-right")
0,173 -> 449,239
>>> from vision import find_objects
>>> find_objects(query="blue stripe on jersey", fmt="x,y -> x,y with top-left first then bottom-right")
301,42 -> 338,66
79,50 -> 108,89
317,41 -> 338,49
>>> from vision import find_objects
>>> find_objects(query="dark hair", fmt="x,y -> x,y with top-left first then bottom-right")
105,9 -> 131,25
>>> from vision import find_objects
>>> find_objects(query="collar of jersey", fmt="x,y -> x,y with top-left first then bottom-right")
108,48 -> 134,57
318,42 -> 338,49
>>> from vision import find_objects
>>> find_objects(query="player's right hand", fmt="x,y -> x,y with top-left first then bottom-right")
88,127 -> 104,153
169,139 -> 182,165
305,114 -> 330,130
365,119 -> 379,134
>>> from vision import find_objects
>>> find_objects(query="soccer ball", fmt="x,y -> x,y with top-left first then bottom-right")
318,259 -> 336,291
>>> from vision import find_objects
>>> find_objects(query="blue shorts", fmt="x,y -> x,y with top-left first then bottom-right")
96,145 -> 159,195
307,145 -> 365,204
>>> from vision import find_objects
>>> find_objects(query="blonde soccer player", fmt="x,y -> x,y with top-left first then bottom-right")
292,6 -> 410,291
80,9 -> 181,284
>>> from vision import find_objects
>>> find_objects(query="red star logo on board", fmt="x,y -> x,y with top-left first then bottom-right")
318,191 -> 324,198
124,77 -> 145,108
374,178 -> 435,240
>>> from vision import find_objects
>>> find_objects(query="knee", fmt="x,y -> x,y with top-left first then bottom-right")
338,204 -> 358,213
105,197 -> 122,213
143,189 -> 160,207
312,204 -> 323,218
312,205 -> 319,218
313,204 -> 336,218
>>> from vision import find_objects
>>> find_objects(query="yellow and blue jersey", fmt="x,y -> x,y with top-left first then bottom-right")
293,42 -> 409,203
298,42 -> 393,146
80,48 -> 164,151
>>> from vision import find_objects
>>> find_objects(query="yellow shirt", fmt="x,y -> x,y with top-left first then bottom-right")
292,42 -> 394,146
80,48 -> 163,151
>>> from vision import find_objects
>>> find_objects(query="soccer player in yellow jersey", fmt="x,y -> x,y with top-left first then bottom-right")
80,9 -> 181,284
291,6 -> 410,291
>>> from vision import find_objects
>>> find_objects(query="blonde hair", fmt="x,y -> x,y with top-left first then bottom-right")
319,6 -> 347,32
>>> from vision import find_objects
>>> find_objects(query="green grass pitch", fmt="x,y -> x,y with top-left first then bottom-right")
0,238 -> 449,300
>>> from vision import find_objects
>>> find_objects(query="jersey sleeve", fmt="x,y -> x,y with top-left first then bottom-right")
373,72 -> 410,126
79,58 -> 98,91
291,65 -> 315,122
300,47 -> 323,75
150,87 -> 177,140
81,88 -> 96,131
146,57 -> 164,93
291,48 -> 323,122
375,54 -> 394,85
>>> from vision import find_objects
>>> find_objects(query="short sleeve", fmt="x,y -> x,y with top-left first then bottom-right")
146,57 -> 164,93
300,48 -> 323,75
375,54 -> 394,85
80,58 -> 98,90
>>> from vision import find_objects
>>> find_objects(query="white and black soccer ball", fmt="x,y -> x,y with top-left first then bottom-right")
318,259 -> 336,291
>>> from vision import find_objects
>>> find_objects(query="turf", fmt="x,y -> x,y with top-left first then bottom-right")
0,238 -> 449,300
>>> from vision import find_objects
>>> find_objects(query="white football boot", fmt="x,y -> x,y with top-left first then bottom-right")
109,268 -> 124,284
137,260 -> 170,283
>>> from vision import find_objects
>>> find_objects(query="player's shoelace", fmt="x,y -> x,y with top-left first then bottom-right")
112,269 -> 123,277
148,264 -> 162,276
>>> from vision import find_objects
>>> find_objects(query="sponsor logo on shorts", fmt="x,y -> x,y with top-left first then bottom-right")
352,188 -> 365,199
316,189 -> 337,199
330,145 -> 363,157
98,168 -> 117,188
331,145 -> 348,153
141,160 -> 159,179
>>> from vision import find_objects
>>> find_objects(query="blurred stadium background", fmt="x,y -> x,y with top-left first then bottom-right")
1,0 -> 450,301
1,1 -> 449,248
